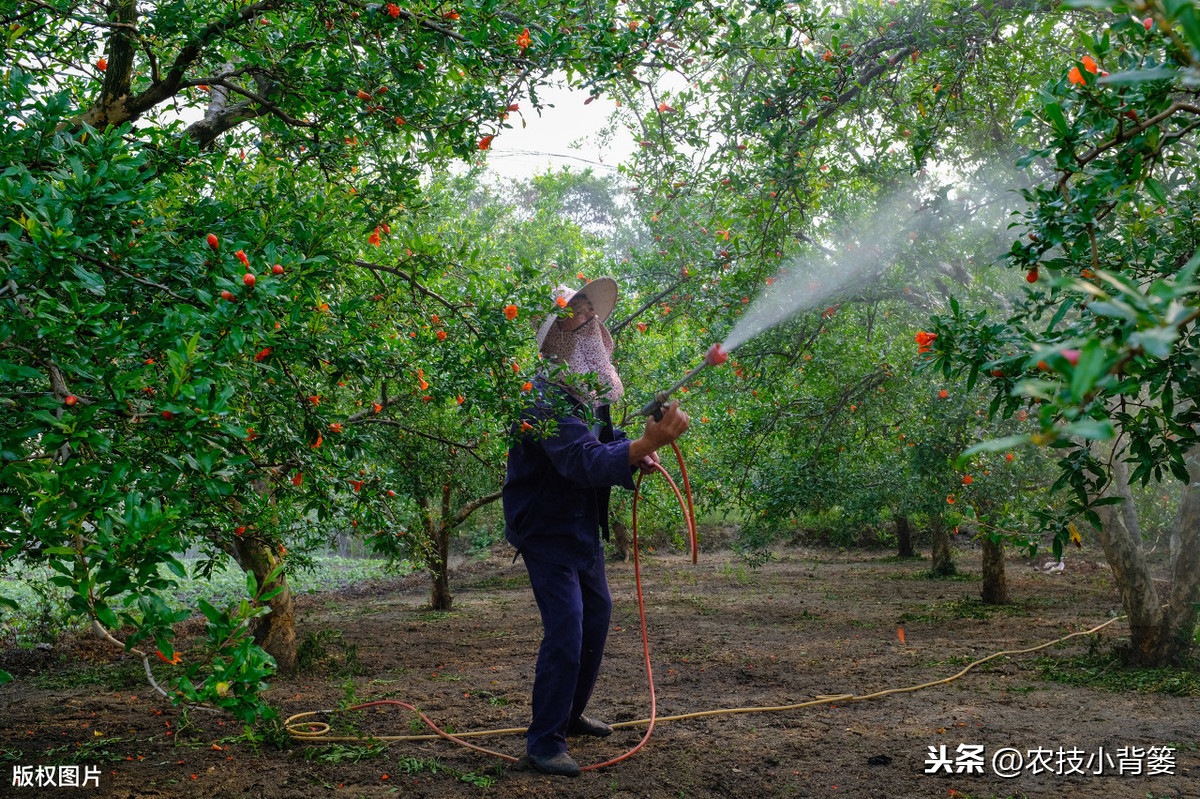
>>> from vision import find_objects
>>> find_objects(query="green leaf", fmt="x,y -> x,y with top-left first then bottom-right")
69,263 -> 106,295
1144,176 -> 1167,205
1068,341 -> 1108,401
198,599 -> 224,625
958,434 -> 1031,463
1044,102 -> 1069,137
1063,418 -> 1115,439
1129,326 -> 1178,359
1097,66 -> 1176,85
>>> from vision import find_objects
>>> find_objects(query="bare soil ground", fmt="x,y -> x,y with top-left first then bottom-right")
2,544 -> 1198,799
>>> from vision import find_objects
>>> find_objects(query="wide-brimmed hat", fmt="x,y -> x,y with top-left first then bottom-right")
535,276 -> 619,351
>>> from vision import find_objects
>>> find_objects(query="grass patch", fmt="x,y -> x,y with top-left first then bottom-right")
1034,651 -> 1200,695
300,743 -> 389,763
410,610 -> 464,623
33,658 -> 147,691
296,629 -> 366,677
466,574 -> 530,591
46,736 -> 130,765
395,755 -> 499,788
904,569 -> 979,582
875,554 -> 925,563
899,598 -> 1027,624
1,555 -> 413,648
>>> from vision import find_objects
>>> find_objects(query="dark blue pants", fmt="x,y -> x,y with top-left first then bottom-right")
521,554 -> 612,757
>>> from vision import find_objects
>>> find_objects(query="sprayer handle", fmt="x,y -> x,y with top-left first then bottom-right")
637,391 -> 670,420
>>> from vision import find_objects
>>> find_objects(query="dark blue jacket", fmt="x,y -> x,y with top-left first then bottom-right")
503,380 -> 636,570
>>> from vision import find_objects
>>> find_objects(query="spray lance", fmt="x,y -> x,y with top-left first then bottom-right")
637,342 -> 729,420
631,342 -> 727,566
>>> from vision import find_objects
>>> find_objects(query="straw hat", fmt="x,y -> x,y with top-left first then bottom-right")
535,276 -> 619,351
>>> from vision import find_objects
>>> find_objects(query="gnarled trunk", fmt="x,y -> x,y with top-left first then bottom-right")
930,515 -> 956,576
980,534 -> 1007,604
230,535 -> 296,675
1094,448 -> 1200,664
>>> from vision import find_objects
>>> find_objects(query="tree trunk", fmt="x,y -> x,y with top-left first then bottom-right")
1094,445 -> 1200,664
1163,445 -> 1200,658
1091,455 -> 1168,663
421,486 -> 454,612
929,515 -> 956,576
230,536 -> 296,675
980,535 -> 1008,604
610,516 -> 631,562
428,521 -> 453,612
418,484 -> 503,611
895,514 -> 916,558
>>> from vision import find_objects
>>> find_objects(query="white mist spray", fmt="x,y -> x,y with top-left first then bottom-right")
720,190 -> 924,353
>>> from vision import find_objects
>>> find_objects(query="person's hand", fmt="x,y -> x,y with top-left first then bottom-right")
628,400 -> 690,466
635,451 -> 661,475
645,400 -> 690,448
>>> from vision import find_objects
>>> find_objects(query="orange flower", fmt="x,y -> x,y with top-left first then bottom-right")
938,389 -> 949,398
436,330 -> 447,341
962,475 -> 973,485
97,58 -> 107,72
504,304 -> 519,320
368,227 -> 381,247
637,322 -> 648,333
292,471 -> 303,486
1081,55 -> 1098,74
372,403 -> 382,414
478,135 -> 495,151
556,296 -> 568,308
350,479 -> 363,492
520,421 -> 533,433
521,382 -> 532,392
311,435 -> 322,449
946,495 -> 955,504
308,395 -> 321,406
385,2 -> 400,17
456,395 -> 465,405
255,347 -> 272,362
1068,66 -> 1085,86
419,379 -> 429,390
155,650 -> 182,665
915,330 -> 938,354
1006,453 -> 1014,462
235,249 -> 249,267
517,27 -> 532,50
329,423 -> 343,432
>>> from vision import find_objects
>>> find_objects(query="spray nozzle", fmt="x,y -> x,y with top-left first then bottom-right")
639,343 -> 729,420
704,342 -> 728,366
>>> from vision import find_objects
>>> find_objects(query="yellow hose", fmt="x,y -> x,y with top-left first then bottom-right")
284,615 -> 1123,744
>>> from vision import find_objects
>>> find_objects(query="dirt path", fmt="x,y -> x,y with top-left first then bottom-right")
2,547 -> 1197,798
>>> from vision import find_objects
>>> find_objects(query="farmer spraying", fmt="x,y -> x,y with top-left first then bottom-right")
502,278 -> 690,777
